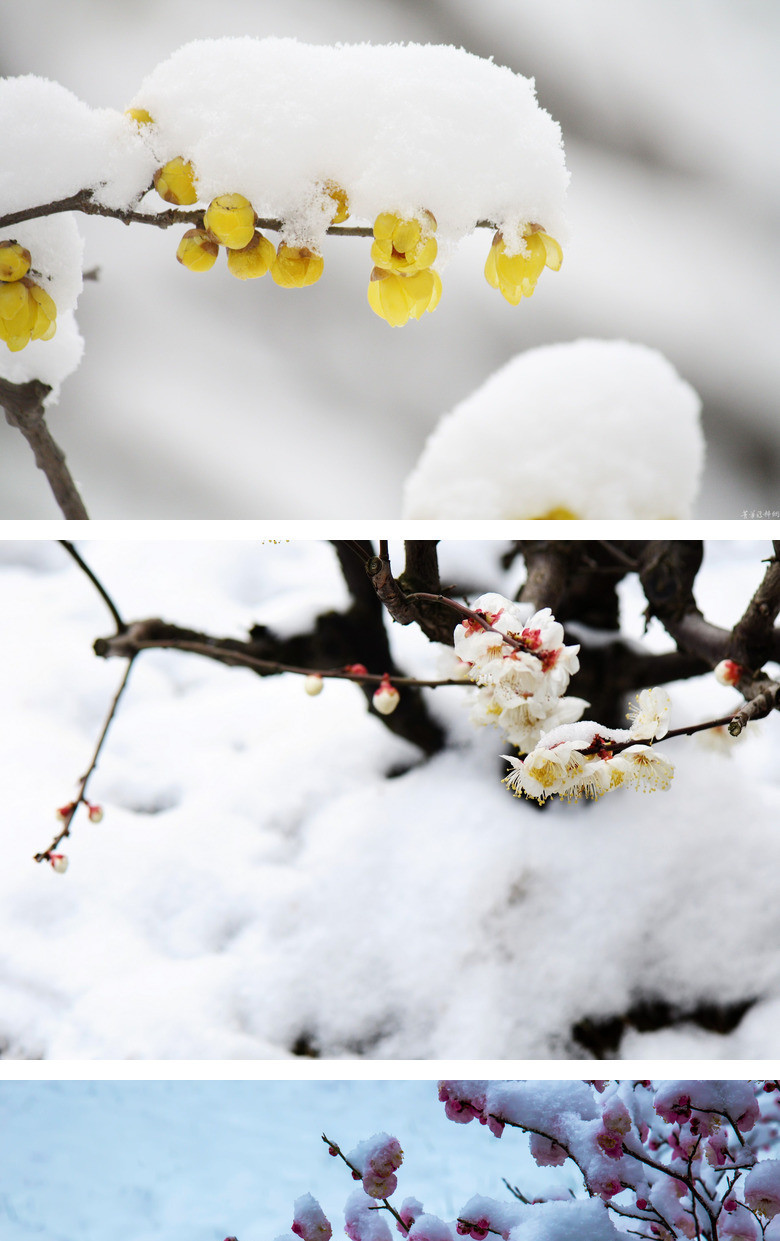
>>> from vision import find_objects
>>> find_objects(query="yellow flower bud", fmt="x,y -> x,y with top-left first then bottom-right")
485,228 -> 563,303
0,241 -> 31,282
324,181 -> 350,224
204,194 -> 256,249
270,244 -> 324,288
154,157 -> 198,206
176,229 -> 219,273
226,231 -> 276,280
367,266 -> 441,327
371,211 -> 437,274
125,107 -> 154,126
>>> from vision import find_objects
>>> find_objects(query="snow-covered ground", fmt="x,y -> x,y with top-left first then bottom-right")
0,1079 -> 556,1241
2,538 -> 780,1060
1,0 -> 778,517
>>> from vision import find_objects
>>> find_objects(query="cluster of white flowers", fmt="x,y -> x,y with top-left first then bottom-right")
452,593 -> 587,752
503,686 -> 674,803
452,594 -> 675,804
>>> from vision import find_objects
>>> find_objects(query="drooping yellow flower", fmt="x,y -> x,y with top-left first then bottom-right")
485,227 -> 562,303
226,231 -> 276,280
29,283 -> 57,340
367,266 -> 442,327
204,194 -> 256,250
176,229 -> 219,273
125,107 -> 154,126
371,211 -> 437,275
0,241 -> 31,282
324,181 -> 350,225
0,279 -> 56,351
153,157 -> 198,206
270,244 -> 324,288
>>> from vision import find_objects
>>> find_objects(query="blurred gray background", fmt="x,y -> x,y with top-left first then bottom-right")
2,0 -> 778,517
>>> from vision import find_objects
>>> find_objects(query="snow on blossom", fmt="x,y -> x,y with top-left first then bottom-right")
408,1214 -> 458,1241
345,1189 -> 394,1241
128,38 -> 568,250
347,1133 -> 403,1199
293,1194 -> 332,1241
402,340 -> 704,520
743,1160 -> 780,1219
0,214 -> 84,396
507,1198 -> 623,1241
719,1203 -> 761,1241
654,1082 -> 759,1133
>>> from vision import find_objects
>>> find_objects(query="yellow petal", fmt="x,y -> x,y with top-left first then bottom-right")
539,232 -> 563,271
29,282 -> 57,320
373,213 -> 397,242
0,280 -> 27,320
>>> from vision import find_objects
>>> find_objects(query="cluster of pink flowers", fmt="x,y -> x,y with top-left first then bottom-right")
265,1082 -> 780,1241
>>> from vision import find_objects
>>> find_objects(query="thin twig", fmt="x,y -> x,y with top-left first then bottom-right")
60,540 -> 126,633
1,376 -> 88,518
33,657 -> 135,863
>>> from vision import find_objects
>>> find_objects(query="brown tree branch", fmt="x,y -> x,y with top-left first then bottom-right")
0,187 -> 498,236
1,376 -> 88,518
731,549 -> 780,668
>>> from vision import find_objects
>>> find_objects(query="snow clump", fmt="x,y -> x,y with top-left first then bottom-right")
402,339 -> 705,519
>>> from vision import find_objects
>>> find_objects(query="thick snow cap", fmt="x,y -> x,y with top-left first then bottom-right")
403,339 -> 704,519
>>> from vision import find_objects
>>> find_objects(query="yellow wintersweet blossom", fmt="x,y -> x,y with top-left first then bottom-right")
271,244 -> 324,288
371,210 -> 437,275
154,157 -> 198,206
176,229 -> 219,272
0,279 -> 56,351
125,107 -> 154,126
204,194 -> 256,250
367,265 -> 442,327
227,231 -> 276,280
324,181 -> 350,225
485,227 -> 562,304
0,241 -> 31,283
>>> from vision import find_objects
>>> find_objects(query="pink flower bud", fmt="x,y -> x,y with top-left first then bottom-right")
87,803 -> 104,823
304,674 -> 324,696
49,853 -> 68,874
346,663 -> 369,677
55,802 -> 75,822
714,659 -> 745,687
373,676 -> 400,716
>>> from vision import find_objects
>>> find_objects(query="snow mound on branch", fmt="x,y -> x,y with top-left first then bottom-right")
0,215 -> 84,400
402,339 -> 704,519
0,76 -> 155,215
129,37 -> 568,249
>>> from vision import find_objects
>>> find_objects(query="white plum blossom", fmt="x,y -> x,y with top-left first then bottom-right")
627,687 -> 672,740
454,594 -> 585,753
